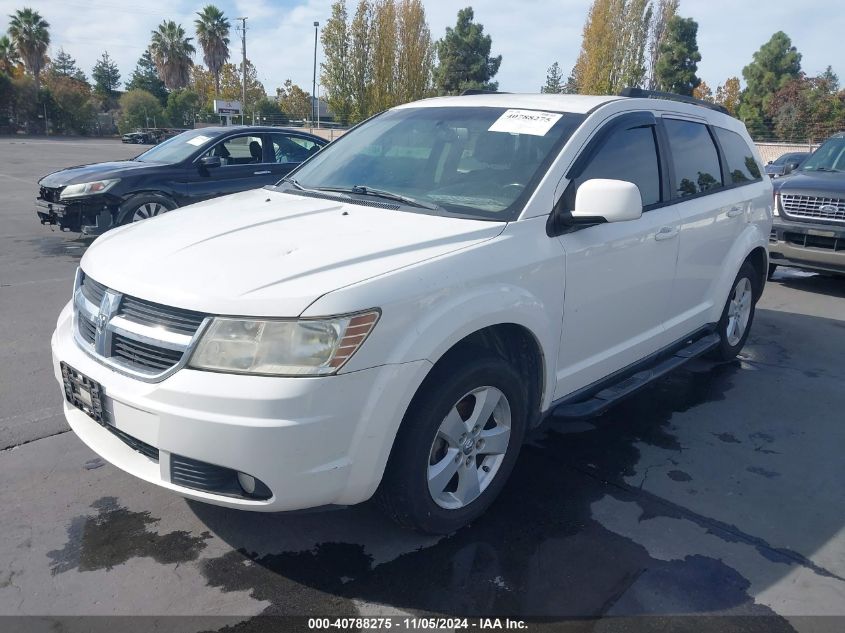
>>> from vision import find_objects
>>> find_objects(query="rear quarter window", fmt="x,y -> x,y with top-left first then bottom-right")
714,127 -> 762,184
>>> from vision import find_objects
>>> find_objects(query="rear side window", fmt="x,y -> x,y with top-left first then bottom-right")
568,124 -> 662,207
664,119 -> 723,198
714,127 -> 762,184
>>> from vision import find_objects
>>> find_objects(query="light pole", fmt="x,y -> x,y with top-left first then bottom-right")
312,21 -> 319,126
237,17 -> 248,124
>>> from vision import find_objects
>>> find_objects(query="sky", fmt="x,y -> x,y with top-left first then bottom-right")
1,0 -> 842,98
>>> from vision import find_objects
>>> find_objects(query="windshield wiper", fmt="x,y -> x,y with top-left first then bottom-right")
811,167 -> 841,172
317,185 -> 441,211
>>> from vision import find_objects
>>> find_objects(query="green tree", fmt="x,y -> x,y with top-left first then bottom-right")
276,79 -> 312,121
396,0 -> 433,104
715,76 -> 741,116
541,61 -> 564,93
92,51 -> 120,108
194,5 -> 230,96
370,0 -> 397,112
7,8 -> 50,92
321,0 -> 353,123
767,74 -> 845,142
49,48 -> 86,82
434,7 -> 501,94
126,49 -> 168,105
149,20 -> 195,90
646,0 -> 678,90
0,35 -> 20,75
42,74 -> 97,134
164,89 -> 201,127
118,88 -> 164,133
654,15 -> 701,96
739,31 -> 802,138
349,0 -> 373,121
218,60 -> 265,109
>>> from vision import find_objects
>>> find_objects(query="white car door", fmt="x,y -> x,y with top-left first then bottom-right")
660,118 -> 763,341
552,113 -> 681,399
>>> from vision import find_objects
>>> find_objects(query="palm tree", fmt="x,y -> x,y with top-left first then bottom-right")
7,8 -> 50,91
0,35 -> 21,75
195,5 -> 230,96
149,20 -> 195,90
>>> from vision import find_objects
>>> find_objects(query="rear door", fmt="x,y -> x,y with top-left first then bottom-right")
554,112 -> 681,398
660,118 -> 763,341
185,133 -> 272,203
265,132 -> 325,181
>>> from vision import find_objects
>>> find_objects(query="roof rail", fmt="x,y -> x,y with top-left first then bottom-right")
460,89 -> 509,96
619,87 -> 730,116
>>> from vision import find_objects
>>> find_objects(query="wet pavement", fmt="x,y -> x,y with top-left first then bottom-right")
1,138 -> 844,631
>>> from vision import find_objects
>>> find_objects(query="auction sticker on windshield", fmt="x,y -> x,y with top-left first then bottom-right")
488,109 -> 563,136
187,135 -> 212,146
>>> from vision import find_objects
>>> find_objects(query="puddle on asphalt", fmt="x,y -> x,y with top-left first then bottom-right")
47,497 -> 211,574
187,362 -> 791,626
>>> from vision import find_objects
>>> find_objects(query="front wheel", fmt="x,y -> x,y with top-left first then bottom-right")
117,194 -> 175,225
710,261 -> 759,361
377,354 -> 527,534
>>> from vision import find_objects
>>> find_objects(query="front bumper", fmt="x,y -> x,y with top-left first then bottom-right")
36,197 -> 114,235
769,216 -> 845,274
52,301 -> 431,511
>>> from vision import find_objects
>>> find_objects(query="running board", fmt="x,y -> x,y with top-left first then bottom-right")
551,332 -> 720,420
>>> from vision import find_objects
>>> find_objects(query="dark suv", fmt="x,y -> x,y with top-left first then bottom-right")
770,132 -> 845,276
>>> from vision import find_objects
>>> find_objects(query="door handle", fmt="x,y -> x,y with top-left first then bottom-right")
253,170 -> 271,175
655,226 -> 679,241
727,206 -> 744,218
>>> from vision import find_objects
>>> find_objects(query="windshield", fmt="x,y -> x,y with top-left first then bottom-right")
799,138 -> 845,172
135,129 -> 223,164
286,106 -> 585,220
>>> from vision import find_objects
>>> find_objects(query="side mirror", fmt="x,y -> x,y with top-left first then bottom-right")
200,155 -> 221,169
573,179 -> 643,223
767,160 -> 774,165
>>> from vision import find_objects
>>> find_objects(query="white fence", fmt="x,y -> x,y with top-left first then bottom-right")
755,141 -> 819,164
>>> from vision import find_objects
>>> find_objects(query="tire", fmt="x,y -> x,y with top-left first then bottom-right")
377,353 -> 527,534
709,261 -> 759,361
117,194 -> 176,225
768,263 -> 777,279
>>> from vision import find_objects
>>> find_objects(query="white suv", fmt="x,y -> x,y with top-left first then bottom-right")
52,92 -> 773,533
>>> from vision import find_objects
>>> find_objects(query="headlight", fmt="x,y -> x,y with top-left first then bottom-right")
773,193 -> 780,216
60,179 -> 120,199
188,310 -> 380,376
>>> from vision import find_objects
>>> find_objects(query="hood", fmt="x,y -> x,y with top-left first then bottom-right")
39,160 -> 159,187
772,169 -> 845,194
81,188 -> 505,316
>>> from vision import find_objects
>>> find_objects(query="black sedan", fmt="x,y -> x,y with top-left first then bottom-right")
36,126 -> 327,234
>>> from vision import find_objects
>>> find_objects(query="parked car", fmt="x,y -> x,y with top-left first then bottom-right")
121,131 -> 153,144
770,132 -> 845,276
764,151 -> 810,178
52,91 -> 772,533
37,126 -> 327,234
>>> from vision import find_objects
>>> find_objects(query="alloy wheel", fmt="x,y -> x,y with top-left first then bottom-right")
131,202 -> 167,222
726,277 -> 753,346
427,386 -> 512,510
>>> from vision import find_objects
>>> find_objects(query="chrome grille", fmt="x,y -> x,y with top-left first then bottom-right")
780,194 -> 845,222
78,313 -> 96,344
119,296 -> 205,335
80,273 -> 107,306
74,270 -> 208,381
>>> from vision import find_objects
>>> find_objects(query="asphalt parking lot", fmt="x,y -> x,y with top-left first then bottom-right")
1,137 -> 844,632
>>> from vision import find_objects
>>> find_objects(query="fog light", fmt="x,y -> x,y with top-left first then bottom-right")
237,471 -> 256,495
